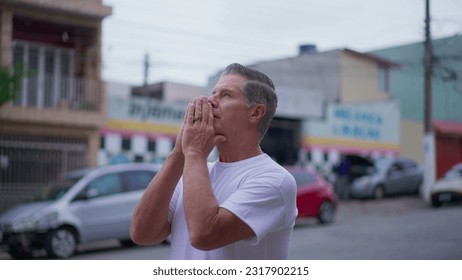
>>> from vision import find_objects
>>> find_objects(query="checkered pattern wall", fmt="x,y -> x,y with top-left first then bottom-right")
98,132 -> 174,166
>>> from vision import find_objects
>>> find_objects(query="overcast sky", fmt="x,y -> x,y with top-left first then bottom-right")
101,0 -> 462,87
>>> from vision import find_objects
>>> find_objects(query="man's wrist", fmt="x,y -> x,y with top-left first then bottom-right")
168,150 -> 185,162
184,150 -> 209,161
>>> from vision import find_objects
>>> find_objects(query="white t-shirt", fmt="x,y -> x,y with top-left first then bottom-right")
168,153 -> 298,260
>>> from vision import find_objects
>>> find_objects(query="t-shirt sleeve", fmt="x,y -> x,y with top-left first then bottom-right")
168,180 -> 181,223
220,170 -> 297,245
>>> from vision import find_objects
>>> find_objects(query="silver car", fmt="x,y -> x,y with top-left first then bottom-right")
349,157 -> 423,199
0,163 -> 161,259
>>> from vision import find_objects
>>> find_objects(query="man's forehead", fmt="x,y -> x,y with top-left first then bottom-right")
213,74 -> 247,91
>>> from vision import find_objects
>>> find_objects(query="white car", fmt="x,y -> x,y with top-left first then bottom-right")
0,163 -> 161,259
431,163 -> 462,207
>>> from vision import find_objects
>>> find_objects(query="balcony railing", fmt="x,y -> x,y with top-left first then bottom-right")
12,74 -> 102,112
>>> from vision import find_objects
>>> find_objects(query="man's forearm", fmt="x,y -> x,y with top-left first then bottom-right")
182,153 -> 220,247
130,151 -> 184,245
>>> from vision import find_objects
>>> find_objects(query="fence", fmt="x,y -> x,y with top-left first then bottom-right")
13,74 -> 101,112
0,135 -> 87,213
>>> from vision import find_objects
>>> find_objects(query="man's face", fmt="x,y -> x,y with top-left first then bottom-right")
208,74 -> 251,139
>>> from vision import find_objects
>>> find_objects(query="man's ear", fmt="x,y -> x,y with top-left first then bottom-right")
249,104 -> 266,124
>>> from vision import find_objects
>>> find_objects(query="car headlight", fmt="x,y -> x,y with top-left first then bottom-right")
12,212 -> 59,232
12,217 -> 37,232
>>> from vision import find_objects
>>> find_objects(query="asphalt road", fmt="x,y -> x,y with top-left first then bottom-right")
291,196 -> 462,259
1,195 -> 461,260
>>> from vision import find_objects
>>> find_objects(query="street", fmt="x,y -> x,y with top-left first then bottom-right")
1,196 -> 461,260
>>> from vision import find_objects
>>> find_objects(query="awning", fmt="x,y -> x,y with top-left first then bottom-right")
433,120 -> 462,136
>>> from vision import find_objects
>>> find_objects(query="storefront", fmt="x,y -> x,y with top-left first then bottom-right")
302,101 -> 400,169
99,96 -> 185,165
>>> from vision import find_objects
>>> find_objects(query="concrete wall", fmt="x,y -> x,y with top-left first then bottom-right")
0,8 -> 13,67
340,52 -> 389,104
5,0 -> 112,18
400,119 -> 424,163
163,82 -> 206,103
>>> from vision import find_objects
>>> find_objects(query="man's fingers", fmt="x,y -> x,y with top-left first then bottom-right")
186,103 -> 195,124
206,101 -> 213,126
193,98 -> 204,122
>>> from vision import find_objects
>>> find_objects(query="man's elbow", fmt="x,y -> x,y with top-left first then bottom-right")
189,231 -> 220,251
130,225 -> 164,246
130,227 -> 149,245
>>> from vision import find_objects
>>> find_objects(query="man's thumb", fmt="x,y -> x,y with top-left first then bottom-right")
214,135 -> 227,144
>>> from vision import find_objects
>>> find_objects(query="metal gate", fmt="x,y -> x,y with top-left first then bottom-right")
0,135 -> 87,213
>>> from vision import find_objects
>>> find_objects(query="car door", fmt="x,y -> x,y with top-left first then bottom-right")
70,172 -> 127,243
292,170 -> 320,217
118,170 -> 157,236
400,160 -> 422,193
385,162 -> 406,195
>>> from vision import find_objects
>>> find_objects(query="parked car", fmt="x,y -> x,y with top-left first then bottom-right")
332,154 -> 376,199
0,163 -> 161,259
349,156 -> 423,199
431,162 -> 462,207
287,166 -> 337,224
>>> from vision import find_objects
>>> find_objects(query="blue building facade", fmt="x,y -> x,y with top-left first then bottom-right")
372,35 -> 462,177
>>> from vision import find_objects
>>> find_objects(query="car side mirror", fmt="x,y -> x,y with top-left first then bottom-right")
73,188 -> 99,202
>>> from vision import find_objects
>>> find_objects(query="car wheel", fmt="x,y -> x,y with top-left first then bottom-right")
8,245 -> 33,260
373,185 -> 385,200
317,201 -> 335,224
120,239 -> 136,247
414,180 -> 423,195
45,227 -> 77,259
431,197 -> 442,208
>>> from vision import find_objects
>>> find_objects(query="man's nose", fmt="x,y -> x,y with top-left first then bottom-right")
207,97 -> 218,108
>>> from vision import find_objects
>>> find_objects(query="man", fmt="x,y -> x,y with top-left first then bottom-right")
130,63 -> 298,259
333,154 -> 352,200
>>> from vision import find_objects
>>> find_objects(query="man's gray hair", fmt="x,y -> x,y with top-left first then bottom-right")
221,63 -> 278,142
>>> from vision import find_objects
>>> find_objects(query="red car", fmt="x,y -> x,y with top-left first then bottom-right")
286,166 -> 338,224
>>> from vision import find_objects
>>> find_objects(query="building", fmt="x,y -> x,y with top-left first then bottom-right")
208,46 -> 400,168
372,35 -> 462,178
0,0 -> 111,212
132,81 -> 205,103
99,81 -> 205,166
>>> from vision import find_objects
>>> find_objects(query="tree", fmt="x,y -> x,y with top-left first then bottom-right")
0,65 -> 25,106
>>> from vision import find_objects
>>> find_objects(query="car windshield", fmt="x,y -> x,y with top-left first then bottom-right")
30,176 -> 82,202
444,168 -> 462,179
374,158 -> 393,173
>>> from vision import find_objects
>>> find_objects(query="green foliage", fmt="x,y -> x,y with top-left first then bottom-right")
0,65 -> 25,106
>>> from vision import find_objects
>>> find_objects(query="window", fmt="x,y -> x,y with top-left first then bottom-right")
121,138 -> 131,150
290,171 -> 316,187
100,136 -> 105,149
134,155 -> 144,162
378,66 -> 389,92
123,171 -> 156,192
12,41 -> 74,108
148,140 -> 156,152
389,162 -> 405,174
401,160 -> 417,170
85,173 -> 122,198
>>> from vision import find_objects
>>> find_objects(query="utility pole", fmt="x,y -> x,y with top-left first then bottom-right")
143,53 -> 150,86
422,0 -> 435,201
143,53 -> 150,98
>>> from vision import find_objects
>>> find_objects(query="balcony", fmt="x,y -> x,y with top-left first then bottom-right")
0,75 -> 106,128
